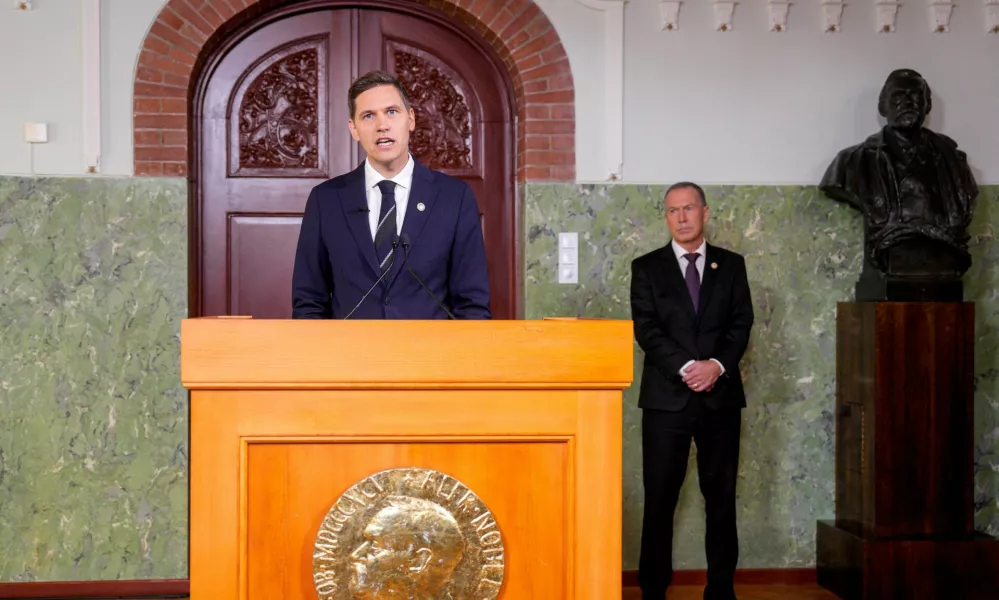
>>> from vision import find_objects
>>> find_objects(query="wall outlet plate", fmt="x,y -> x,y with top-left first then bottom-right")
24,122 -> 48,143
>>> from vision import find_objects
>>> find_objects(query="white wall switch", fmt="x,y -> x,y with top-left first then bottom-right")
557,232 -> 578,284
24,122 -> 48,143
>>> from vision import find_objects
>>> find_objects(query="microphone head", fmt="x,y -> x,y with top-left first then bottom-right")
400,233 -> 412,247
391,233 -> 400,247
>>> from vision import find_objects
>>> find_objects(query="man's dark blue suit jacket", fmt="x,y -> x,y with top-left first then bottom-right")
291,160 -> 491,319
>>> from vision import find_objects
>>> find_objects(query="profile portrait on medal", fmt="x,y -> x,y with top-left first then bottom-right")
349,495 -> 466,600
312,468 -> 504,600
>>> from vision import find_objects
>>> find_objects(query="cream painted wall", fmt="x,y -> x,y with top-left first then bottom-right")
102,0 -> 165,175
0,1 -> 82,175
0,0 -> 995,183
621,0 -> 999,184
537,0 -> 607,182
0,0 -> 161,176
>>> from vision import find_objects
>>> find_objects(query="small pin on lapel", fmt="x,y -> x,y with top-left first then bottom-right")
417,202 -> 426,212
711,262 -> 718,269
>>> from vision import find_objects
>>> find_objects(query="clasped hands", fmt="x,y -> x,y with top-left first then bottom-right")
682,360 -> 722,393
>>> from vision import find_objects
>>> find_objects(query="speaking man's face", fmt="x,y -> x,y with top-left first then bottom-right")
348,84 -> 416,175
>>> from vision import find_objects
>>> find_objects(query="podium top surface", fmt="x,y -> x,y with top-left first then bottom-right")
180,318 -> 635,389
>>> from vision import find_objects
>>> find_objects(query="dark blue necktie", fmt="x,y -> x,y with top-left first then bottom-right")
374,180 -> 397,274
684,252 -> 700,312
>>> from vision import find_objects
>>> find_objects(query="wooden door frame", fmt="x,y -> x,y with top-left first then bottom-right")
187,0 -> 520,319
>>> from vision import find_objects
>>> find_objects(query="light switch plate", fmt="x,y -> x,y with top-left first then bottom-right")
558,265 -> 578,284
557,232 -> 578,284
24,122 -> 48,143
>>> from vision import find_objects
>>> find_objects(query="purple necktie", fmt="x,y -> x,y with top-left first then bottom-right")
684,252 -> 700,312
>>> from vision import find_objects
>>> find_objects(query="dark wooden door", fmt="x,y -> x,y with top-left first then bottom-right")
195,5 -> 516,319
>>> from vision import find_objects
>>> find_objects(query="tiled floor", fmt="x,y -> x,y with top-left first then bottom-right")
622,584 -> 841,599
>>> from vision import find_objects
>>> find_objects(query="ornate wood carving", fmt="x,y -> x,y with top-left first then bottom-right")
392,45 -> 476,173
239,48 -> 318,169
229,37 -> 327,177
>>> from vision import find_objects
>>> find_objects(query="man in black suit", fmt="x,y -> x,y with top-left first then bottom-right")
630,182 -> 754,600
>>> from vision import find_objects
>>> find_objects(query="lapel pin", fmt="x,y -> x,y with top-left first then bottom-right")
417,202 -> 426,212
711,262 -> 718,269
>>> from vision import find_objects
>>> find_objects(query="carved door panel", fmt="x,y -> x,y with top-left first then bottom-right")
195,6 -> 516,320
199,11 -> 353,319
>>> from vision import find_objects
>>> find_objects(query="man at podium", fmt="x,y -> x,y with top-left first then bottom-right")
630,182 -> 755,600
291,71 -> 491,320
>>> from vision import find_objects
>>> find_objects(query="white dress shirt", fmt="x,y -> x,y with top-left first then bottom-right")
670,238 -> 726,377
364,153 -> 414,239
671,238 -> 706,282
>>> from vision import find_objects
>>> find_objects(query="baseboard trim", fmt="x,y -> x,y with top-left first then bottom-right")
0,570 -> 816,597
622,568 -> 817,587
0,579 -> 189,599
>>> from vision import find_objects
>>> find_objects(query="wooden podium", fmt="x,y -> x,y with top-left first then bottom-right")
180,318 -> 633,600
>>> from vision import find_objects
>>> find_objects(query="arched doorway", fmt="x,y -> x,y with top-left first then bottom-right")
190,2 -> 517,319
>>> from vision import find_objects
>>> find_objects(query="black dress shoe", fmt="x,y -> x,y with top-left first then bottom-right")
703,582 -> 737,600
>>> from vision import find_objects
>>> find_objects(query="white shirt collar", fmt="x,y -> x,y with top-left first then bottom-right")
364,153 -> 415,191
671,238 -> 706,263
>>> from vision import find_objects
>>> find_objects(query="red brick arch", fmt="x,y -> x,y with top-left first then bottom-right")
132,0 -> 575,182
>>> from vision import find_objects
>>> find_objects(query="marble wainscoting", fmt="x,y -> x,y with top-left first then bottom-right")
523,182 -> 999,570
0,176 -> 188,580
1,175 -> 997,579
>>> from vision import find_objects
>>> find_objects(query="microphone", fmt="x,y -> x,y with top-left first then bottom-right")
343,235 -> 398,319
399,234 -> 456,320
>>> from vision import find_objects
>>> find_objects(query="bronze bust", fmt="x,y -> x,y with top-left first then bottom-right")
820,68 -> 978,301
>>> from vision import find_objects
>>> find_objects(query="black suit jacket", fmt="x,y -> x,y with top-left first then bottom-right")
630,242 -> 754,411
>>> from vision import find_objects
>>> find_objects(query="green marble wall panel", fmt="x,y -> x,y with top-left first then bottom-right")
523,183 -> 999,570
0,176 -> 187,580
2,175 -> 998,580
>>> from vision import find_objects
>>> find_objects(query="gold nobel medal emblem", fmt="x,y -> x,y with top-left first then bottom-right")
312,468 -> 505,599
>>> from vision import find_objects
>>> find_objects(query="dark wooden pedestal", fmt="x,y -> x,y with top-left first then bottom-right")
816,302 -> 999,599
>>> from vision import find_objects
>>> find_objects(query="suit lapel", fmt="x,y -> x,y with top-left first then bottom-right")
654,244 -> 699,358
340,164 -> 380,276
387,162 -> 438,288
399,161 -> 437,247
659,245 -> 698,322
696,243 -> 721,323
